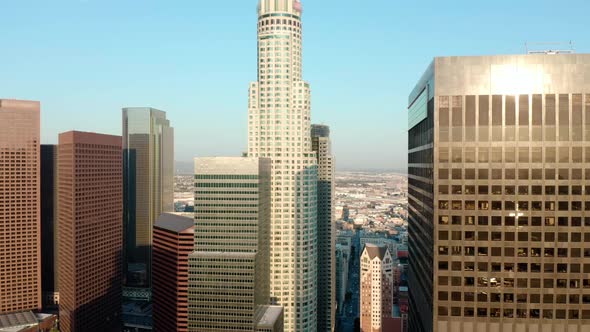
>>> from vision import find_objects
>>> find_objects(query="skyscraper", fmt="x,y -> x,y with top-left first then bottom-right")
0,99 -> 41,314
408,54 -> 590,332
57,131 -> 122,332
312,124 -> 336,331
122,107 -> 174,293
248,1 -> 318,330
189,157 -> 282,331
41,144 -> 59,309
360,244 -> 394,332
153,213 -> 194,332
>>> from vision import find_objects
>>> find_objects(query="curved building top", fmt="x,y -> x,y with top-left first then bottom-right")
258,0 -> 302,16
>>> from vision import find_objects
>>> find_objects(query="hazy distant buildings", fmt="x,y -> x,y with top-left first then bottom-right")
247,1 -> 318,329
189,157 -> 281,331
41,145 -> 59,309
57,131 -> 122,332
122,107 -> 174,292
153,213 -> 194,332
360,244 -> 393,332
312,124 -> 336,331
408,54 -> 590,332
0,99 -> 41,314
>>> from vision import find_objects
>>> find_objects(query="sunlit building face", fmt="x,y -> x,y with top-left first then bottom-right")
409,54 -> 590,332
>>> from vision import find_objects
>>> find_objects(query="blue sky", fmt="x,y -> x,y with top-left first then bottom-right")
1,0 -> 589,170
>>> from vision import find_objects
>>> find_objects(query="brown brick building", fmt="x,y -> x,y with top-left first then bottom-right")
0,99 -> 42,313
152,213 -> 194,332
57,131 -> 122,332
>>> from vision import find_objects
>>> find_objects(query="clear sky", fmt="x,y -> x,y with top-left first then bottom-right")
1,0 -> 588,170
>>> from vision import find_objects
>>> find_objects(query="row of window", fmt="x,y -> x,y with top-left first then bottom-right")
439,275 -> 590,288
439,230 -> 590,242
438,168 -> 587,180
438,94 -> 589,128
438,246 -> 590,258
437,146 -> 590,164
439,307 -> 589,319
439,200 -> 589,211
439,184 -> 590,195
438,261 -> 590,273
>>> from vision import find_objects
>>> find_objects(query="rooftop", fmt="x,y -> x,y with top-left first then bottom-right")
0,311 -> 37,331
363,243 -> 388,260
255,305 -> 283,328
154,213 -> 194,233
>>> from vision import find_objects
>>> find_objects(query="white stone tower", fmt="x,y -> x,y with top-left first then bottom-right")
248,1 -> 318,331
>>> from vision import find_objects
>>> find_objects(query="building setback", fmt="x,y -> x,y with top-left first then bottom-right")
122,107 -> 174,292
312,124 -> 336,331
0,99 -> 41,314
153,213 -> 194,332
57,131 -> 122,332
41,144 -> 59,309
188,157 -> 282,331
247,1 -> 318,330
408,54 -> 590,332
360,244 -> 393,332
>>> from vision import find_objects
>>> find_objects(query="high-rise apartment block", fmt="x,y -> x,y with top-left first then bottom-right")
122,107 -> 174,291
312,124 -> 336,331
0,99 -> 41,314
153,213 -> 194,332
41,145 -> 59,309
408,54 -> 590,332
188,157 -> 282,331
360,244 -> 393,332
57,131 -> 122,332
247,1 -> 318,329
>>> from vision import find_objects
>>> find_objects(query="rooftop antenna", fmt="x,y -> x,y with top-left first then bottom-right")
525,41 -> 575,55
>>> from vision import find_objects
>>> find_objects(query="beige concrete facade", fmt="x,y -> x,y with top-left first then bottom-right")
188,157 -> 276,331
360,244 -> 393,332
409,54 -> 590,332
248,1 -> 318,330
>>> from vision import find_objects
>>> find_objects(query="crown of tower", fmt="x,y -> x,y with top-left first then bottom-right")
258,0 -> 302,16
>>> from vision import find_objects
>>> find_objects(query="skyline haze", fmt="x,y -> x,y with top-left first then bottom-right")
1,0 -> 589,169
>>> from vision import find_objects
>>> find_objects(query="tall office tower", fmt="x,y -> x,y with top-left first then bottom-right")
153,213 -> 194,332
360,244 -> 394,332
360,243 -> 393,332
247,1 -> 318,330
41,145 -> 59,309
311,124 -> 336,331
189,157 -> 282,331
122,107 -> 174,292
0,99 -> 41,314
408,54 -> 590,332
57,131 -> 122,332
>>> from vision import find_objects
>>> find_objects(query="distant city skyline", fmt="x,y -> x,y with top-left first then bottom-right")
1,0 -> 589,169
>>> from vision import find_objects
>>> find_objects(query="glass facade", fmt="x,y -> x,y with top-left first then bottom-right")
409,54 -> 590,332
122,108 -> 174,290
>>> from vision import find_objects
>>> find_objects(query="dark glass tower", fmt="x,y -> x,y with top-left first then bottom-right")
312,124 -> 336,331
122,108 -> 174,293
